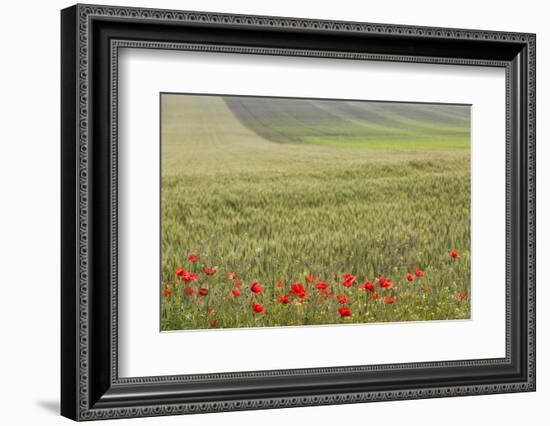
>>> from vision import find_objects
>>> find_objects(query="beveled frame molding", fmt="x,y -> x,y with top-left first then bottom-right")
61,4 -> 535,421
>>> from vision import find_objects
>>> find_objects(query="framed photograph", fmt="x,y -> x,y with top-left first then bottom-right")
61,4 -> 536,421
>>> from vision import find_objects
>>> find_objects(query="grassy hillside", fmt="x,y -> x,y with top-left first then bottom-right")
160,94 -> 471,331
224,96 -> 470,149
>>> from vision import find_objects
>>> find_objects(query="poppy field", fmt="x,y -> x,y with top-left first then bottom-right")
160,94 -> 471,331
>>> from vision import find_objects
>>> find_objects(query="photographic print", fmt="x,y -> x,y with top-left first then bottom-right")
61,6 -> 536,418
160,93 -> 471,331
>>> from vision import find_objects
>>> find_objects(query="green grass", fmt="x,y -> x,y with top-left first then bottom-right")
225,96 -> 470,148
160,94 -> 471,331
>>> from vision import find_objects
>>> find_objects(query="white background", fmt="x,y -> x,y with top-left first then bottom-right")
0,0 -> 547,425
119,49 -> 506,377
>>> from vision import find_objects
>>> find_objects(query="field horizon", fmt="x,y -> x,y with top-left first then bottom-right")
160,93 -> 471,331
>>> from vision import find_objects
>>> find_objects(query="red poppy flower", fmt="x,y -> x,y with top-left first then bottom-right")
198,288 -> 209,296
231,288 -> 241,297
188,253 -> 199,262
252,303 -> 264,313
289,283 -> 308,298
342,273 -> 357,287
370,292 -> 380,300
226,272 -> 238,280
458,291 -> 468,301
359,281 -> 375,292
163,289 -> 172,298
185,271 -> 199,282
384,296 -> 395,304
315,281 -> 329,290
276,281 -> 285,287
250,282 -> 263,294
321,289 -> 333,298
233,281 -> 242,288
406,273 -> 414,282
178,269 -> 198,283
184,286 -> 195,297
450,249 -> 460,259
378,276 -> 393,289
338,307 -> 352,317
277,294 -> 290,304
305,275 -> 317,283
207,306 -> 214,314
209,319 -> 218,327
336,294 -> 349,305
203,267 -> 217,276
414,268 -> 425,277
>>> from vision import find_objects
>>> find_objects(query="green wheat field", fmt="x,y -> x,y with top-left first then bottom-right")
160,94 -> 471,331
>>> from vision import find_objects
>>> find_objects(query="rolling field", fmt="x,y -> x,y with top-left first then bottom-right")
161,94 -> 471,331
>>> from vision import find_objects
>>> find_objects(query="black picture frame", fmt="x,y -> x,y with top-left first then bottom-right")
61,4 -> 536,421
